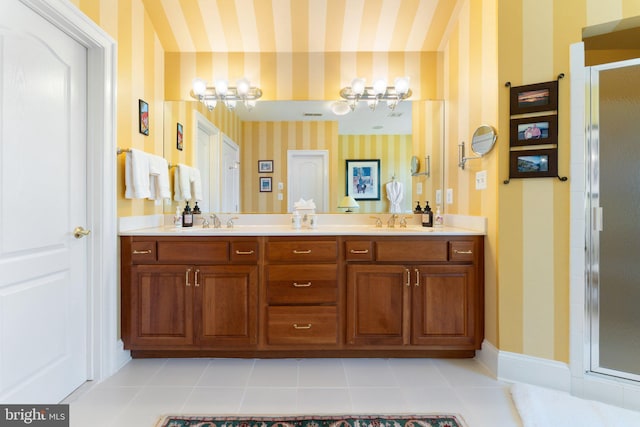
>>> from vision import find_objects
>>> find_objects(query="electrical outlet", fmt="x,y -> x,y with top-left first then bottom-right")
277,192 -> 283,200
476,170 -> 487,190
435,189 -> 442,204
416,183 -> 423,195
278,182 -> 284,190
446,188 -> 453,204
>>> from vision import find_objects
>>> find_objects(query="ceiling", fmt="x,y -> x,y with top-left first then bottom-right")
145,0 -> 456,134
143,0 -> 459,54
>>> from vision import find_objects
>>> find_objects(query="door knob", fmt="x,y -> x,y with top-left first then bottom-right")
73,226 -> 91,239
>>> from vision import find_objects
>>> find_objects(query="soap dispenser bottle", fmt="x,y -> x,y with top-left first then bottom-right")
434,205 -> 444,227
192,201 -> 201,225
182,201 -> 193,227
414,201 -> 423,214
421,201 -> 433,227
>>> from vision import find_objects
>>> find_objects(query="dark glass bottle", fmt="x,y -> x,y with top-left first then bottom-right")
414,201 -> 423,213
182,201 -> 193,227
192,201 -> 201,225
421,201 -> 433,227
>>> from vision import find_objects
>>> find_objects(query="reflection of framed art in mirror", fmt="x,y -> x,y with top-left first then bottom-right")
509,148 -> 558,179
346,159 -> 380,200
258,160 -> 273,173
259,177 -> 272,192
510,114 -> 557,147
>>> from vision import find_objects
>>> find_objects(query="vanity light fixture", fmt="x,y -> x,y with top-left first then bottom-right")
191,77 -> 262,111
339,76 -> 411,112
338,195 -> 360,213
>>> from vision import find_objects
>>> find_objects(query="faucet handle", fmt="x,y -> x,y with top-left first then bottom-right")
370,216 -> 382,228
226,216 -> 239,228
399,216 -> 409,228
202,217 -> 210,228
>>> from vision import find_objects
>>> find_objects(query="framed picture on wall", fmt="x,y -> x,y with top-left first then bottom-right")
138,99 -> 149,135
509,114 -> 558,147
509,148 -> 558,179
258,160 -> 273,173
259,177 -> 272,192
509,80 -> 558,115
176,122 -> 184,151
345,159 -> 380,200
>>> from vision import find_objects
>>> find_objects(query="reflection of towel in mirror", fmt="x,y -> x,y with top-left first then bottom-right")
124,148 -> 151,199
386,181 -> 403,213
148,155 -> 170,201
174,164 -> 203,202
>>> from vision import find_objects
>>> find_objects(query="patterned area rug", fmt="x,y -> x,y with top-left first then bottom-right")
155,415 -> 466,427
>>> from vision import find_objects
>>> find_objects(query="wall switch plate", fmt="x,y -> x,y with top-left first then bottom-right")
416,183 -> 422,195
277,182 -> 284,190
436,189 -> 442,204
476,170 -> 487,190
277,192 -> 283,200
446,188 -> 453,204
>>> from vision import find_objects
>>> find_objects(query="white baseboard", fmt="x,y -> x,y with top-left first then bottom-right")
477,340 -> 571,392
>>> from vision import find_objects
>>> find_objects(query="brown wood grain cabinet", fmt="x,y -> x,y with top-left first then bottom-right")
120,234 -> 483,358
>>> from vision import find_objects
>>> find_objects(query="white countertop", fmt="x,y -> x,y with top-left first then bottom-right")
119,213 -> 486,237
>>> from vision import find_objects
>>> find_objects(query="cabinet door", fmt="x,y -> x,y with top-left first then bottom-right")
129,265 -> 193,347
346,265 -> 410,346
412,265 -> 478,348
194,265 -> 258,347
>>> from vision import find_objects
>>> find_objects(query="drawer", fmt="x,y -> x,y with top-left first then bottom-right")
267,265 -> 337,304
267,306 -> 338,345
449,240 -> 475,262
267,240 -> 337,262
231,241 -> 259,263
130,241 -> 156,263
157,240 -> 229,264
345,241 -> 374,261
376,240 -> 447,262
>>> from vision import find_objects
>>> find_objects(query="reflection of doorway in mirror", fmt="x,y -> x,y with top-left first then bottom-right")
221,136 -> 240,213
287,150 -> 328,212
195,111 -> 221,213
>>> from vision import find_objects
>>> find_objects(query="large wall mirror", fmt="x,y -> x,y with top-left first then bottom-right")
163,99 -> 444,214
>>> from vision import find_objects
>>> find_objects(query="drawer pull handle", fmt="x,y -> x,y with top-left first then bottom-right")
454,249 -> 473,255
235,250 -> 255,255
293,282 -> 312,288
405,268 -> 411,287
185,268 -> 192,287
293,323 -> 312,330
292,249 -> 312,254
132,249 -> 152,255
350,249 -> 369,254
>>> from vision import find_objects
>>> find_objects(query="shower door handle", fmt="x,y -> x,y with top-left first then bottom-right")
593,207 -> 603,232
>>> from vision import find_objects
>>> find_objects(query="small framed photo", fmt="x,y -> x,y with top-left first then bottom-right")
509,81 -> 558,115
346,159 -> 380,201
259,177 -> 272,192
176,122 -> 184,151
138,99 -> 149,135
258,160 -> 273,173
510,115 -> 558,147
509,148 -> 558,179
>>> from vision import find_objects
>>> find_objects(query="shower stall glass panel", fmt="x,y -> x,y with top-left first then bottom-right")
588,59 -> 640,381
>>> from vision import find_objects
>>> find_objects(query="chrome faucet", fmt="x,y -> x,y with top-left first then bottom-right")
226,216 -> 239,228
387,214 -> 398,228
399,216 -> 408,228
209,213 -> 222,228
370,216 -> 382,228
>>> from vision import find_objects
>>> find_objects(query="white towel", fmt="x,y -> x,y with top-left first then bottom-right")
386,181 -> 403,213
124,149 -> 150,199
147,155 -> 170,201
174,164 -> 203,202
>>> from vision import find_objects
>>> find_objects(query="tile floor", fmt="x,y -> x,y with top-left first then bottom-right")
63,357 -> 523,427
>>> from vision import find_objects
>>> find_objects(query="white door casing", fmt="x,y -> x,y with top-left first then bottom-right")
195,110 -> 220,213
221,135 -> 240,213
287,150 -> 329,212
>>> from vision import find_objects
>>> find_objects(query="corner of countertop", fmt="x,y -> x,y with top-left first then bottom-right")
444,214 -> 487,234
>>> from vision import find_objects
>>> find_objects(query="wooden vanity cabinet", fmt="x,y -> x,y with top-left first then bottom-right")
345,236 -> 483,353
263,237 -> 340,347
120,236 -> 258,352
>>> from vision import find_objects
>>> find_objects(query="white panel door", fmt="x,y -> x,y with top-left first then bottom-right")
221,136 -> 239,213
287,150 -> 329,212
0,0 -> 88,403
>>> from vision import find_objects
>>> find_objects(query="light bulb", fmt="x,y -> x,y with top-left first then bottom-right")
394,76 -> 410,95
192,78 -> 207,96
215,79 -> 228,96
351,78 -> 366,96
236,78 -> 250,96
372,78 -> 387,96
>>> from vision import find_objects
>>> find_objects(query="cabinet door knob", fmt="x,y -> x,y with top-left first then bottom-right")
293,323 -> 312,330
414,268 -> 420,287
293,282 -> 312,288
292,249 -> 312,254
185,268 -> 192,287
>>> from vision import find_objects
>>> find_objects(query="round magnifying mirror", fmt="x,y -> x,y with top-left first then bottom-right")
410,155 -> 419,174
471,125 -> 497,155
